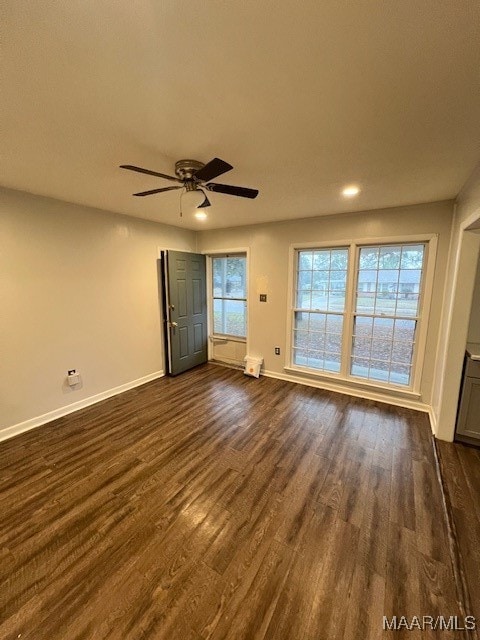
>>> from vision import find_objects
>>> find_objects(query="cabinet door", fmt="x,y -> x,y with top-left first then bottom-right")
456,377 -> 480,440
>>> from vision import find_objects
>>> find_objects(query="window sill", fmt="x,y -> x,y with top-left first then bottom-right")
210,334 -> 247,344
283,366 -> 422,399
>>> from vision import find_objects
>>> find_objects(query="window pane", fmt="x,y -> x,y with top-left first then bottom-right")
351,242 -> 424,386
298,270 -> 312,290
326,314 -> 343,334
331,249 -> 348,269
400,245 -> 425,269
359,247 -> 379,269
389,364 -> 411,386
351,357 -> 370,378
352,336 -> 372,358
312,270 -> 329,289
294,311 -> 310,331
368,360 -> 390,382
213,299 -> 246,337
293,348 -> 308,367
391,341 -> 413,364
294,330 -> 308,349
326,291 -> 345,311
308,332 -> 325,351
299,252 -> 313,270
293,247 -> 348,374
311,290 -> 328,309
325,333 -> 342,353
308,351 -> 325,369
309,312 -> 326,332
313,250 -> 331,269
393,318 -> 415,342
212,256 -> 246,299
354,316 -> 373,337
324,353 -> 341,373
297,291 -> 312,309
372,317 -> 394,339
379,246 -> 401,269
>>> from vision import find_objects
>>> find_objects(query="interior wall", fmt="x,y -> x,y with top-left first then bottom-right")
467,253 -> 480,343
432,162 -> 480,441
0,188 -> 196,434
198,200 -> 454,409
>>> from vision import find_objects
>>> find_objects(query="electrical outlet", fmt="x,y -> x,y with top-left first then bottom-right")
275,347 -> 280,355
68,369 -> 76,376
259,294 -> 267,302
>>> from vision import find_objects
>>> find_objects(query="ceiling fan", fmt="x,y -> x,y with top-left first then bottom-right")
120,157 -> 259,213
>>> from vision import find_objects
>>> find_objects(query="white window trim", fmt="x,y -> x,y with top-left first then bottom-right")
204,248 -> 250,359
285,234 -> 438,397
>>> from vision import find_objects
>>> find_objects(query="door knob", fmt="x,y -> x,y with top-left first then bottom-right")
170,321 -> 178,328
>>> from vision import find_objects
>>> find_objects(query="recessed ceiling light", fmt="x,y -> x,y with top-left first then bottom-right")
194,211 -> 208,220
342,185 -> 360,197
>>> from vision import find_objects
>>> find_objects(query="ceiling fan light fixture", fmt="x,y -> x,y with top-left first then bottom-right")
194,211 -> 208,220
181,188 -> 206,209
342,185 -> 360,197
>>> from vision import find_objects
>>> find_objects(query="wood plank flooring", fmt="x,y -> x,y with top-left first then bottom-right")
0,364 -> 473,639
436,440 -> 480,635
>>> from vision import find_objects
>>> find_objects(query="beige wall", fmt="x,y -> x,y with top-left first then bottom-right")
199,200 -> 454,408
0,185 -> 469,439
0,188 -> 196,434
432,162 -> 480,440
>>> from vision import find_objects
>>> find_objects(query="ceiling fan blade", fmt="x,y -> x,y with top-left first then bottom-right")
206,183 -> 259,199
120,164 -> 181,182
197,191 -> 211,208
194,158 -> 233,182
133,186 -> 182,197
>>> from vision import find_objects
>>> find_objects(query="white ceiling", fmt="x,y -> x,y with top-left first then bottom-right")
2,1 -> 480,230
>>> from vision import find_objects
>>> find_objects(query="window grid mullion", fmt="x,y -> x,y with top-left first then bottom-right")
341,243 -> 357,379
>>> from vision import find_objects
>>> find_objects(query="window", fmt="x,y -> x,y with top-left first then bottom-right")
212,254 -> 247,338
292,242 -> 429,389
293,248 -> 348,372
351,244 -> 424,386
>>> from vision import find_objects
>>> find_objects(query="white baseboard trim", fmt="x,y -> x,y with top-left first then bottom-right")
0,370 -> 165,443
261,368 -> 431,413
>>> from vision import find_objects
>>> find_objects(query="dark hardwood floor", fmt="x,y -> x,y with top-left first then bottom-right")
0,364 -> 473,639
436,440 -> 480,635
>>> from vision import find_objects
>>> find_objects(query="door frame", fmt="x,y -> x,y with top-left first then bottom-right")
433,211 -> 480,441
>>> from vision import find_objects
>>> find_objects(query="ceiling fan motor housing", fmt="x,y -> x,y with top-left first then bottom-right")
175,159 -> 205,182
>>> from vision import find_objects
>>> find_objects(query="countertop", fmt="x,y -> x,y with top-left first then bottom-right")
466,342 -> 480,360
